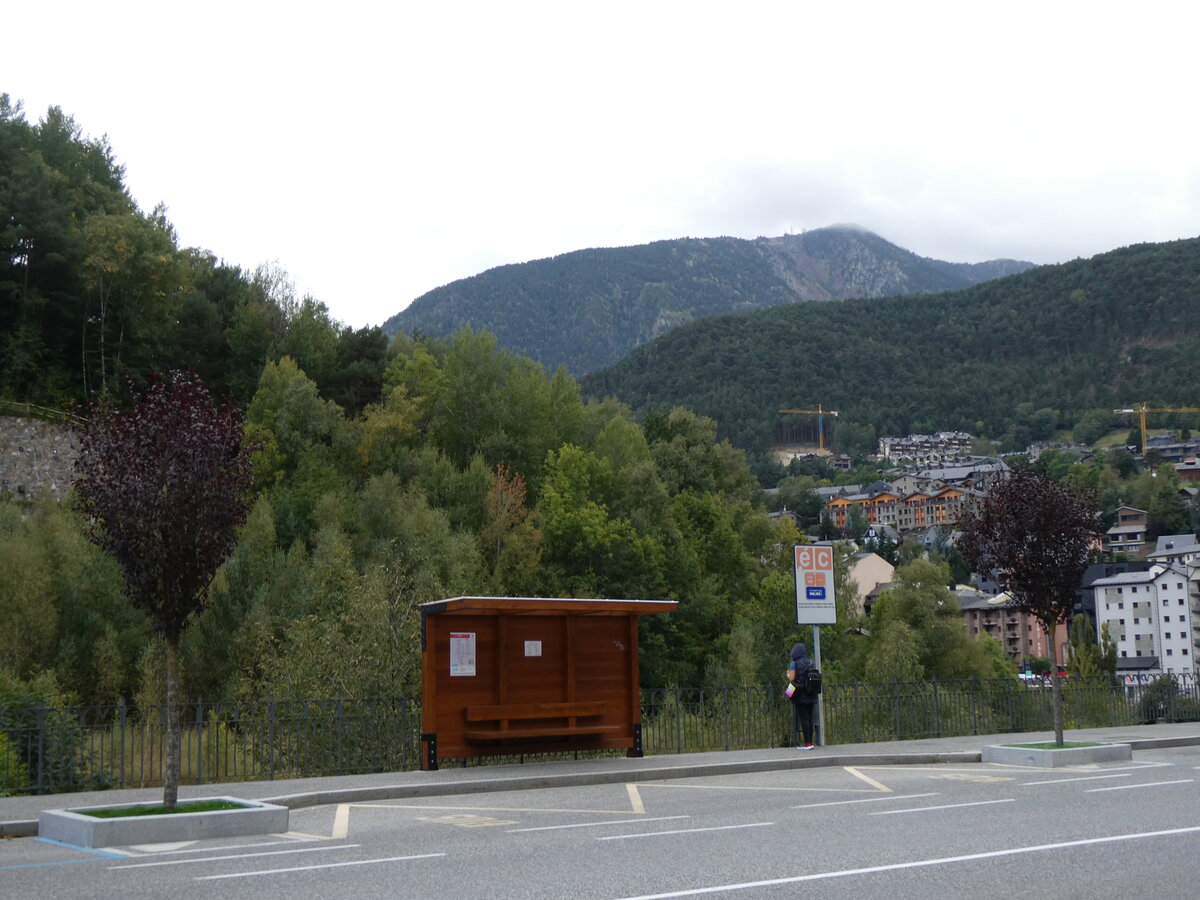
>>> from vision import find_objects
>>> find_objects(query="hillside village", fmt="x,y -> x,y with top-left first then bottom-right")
791,429 -> 1200,683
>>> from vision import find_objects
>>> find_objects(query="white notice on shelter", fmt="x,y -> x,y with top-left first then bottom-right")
449,632 -> 476,676
794,545 -> 837,625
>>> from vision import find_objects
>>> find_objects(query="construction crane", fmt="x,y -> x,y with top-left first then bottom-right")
1113,403 -> 1200,456
777,403 -> 840,453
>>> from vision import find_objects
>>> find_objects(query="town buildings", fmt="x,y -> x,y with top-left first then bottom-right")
1091,565 -> 1194,676
820,457 -> 1007,535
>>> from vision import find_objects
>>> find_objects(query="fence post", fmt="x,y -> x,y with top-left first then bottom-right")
854,683 -> 862,744
674,686 -> 683,754
400,696 -> 408,772
336,698 -> 344,774
36,703 -> 46,795
932,680 -> 941,737
268,699 -> 276,781
893,682 -> 901,739
119,700 -> 127,790
723,686 -> 730,752
195,699 -> 204,785
969,677 -> 977,735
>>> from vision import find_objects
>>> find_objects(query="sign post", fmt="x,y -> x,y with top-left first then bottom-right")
794,544 -> 837,745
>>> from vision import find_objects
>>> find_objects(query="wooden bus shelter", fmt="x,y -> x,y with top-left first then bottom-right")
419,596 -> 676,770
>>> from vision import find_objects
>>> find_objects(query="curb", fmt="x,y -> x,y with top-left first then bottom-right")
262,750 -> 981,810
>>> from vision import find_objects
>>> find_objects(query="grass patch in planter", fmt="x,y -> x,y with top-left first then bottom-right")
81,799 -> 249,818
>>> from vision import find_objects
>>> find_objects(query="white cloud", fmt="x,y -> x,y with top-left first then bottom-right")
5,1 -> 1200,328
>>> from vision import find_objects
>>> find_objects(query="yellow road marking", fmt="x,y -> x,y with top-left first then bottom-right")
631,782 -> 880,793
356,803 -> 640,814
843,766 -> 893,793
627,783 -> 646,814
332,803 -> 350,840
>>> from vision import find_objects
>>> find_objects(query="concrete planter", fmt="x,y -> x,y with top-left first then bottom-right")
39,796 -> 288,849
982,742 -> 1132,767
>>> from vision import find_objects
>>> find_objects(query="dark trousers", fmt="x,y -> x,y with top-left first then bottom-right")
792,701 -> 815,745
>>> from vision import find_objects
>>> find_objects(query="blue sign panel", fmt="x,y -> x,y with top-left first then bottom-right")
805,586 -> 826,600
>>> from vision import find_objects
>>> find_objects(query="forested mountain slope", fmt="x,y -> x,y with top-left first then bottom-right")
581,237 -> 1200,454
382,226 -> 1033,375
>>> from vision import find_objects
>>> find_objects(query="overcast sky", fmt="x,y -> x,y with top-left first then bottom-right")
7,2 -> 1200,329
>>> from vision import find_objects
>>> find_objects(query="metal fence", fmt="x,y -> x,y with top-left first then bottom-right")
4,676 -> 1199,796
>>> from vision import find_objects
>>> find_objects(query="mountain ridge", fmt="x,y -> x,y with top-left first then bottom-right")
382,226 -> 1034,375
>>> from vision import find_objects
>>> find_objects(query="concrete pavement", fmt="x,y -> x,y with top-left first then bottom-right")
5,722 -> 1200,839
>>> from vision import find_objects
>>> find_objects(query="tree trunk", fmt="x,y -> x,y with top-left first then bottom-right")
1048,621 -> 1064,745
164,637 -> 181,810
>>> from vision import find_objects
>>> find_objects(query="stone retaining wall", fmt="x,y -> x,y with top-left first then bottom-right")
0,416 -> 79,500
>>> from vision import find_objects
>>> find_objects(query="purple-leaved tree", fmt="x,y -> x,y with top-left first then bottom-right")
73,372 -> 255,808
957,468 -> 1098,746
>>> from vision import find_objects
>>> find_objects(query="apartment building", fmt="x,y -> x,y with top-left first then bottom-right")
1104,507 -> 1149,557
1091,565 -> 1193,676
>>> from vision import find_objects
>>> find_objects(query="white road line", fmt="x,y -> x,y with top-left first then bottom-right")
120,838 -> 316,857
109,844 -> 359,869
1084,779 -> 1195,793
793,793 -> 940,809
1020,774 -> 1130,785
599,823 -> 773,841
194,852 -> 445,880
871,799 -> 1015,816
508,816 -> 690,833
609,824 -> 1200,899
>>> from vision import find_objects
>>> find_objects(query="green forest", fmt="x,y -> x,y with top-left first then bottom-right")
0,99 -> 1195,724
581,237 -> 1200,465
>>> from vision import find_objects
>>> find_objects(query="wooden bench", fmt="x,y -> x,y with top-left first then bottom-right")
464,701 -> 620,741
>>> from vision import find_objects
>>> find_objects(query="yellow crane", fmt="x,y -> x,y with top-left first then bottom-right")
1113,403 -> 1200,456
777,403 -> 840,453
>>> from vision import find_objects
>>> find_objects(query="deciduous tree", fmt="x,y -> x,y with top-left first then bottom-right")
958,469 -> 1098,744
73,371 -> 255,808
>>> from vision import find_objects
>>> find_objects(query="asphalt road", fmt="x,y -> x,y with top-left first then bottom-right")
6,746 -> 1200,898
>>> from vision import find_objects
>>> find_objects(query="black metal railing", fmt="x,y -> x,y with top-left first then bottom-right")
3,675 -> 1198,795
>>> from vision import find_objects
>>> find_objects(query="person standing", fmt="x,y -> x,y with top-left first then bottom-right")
788,642 -> 818,749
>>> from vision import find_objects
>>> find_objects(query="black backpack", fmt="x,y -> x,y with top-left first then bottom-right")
801,664 -> 823,696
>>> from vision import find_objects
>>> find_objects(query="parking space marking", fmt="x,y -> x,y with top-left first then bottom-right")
332,802 -> 350,840
628,783 -> 646,814
358,801 -> 644,814
635,765 -> 893,796
599,822 -> 774,841
299,782 -> 661,838
871,799 -> 1016,815
194,852 -> 445,880
844,766 -> 891,792
122,838 -> 317,857
507,816 -> 690,833
1084,779 -> 1194,793
793,792 -> 940,809
108,843 -> 360,869
418,814 -> 520,828
1019,773 -> 1129,786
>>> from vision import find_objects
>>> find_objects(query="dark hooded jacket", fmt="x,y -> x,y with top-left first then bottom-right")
788,643 -> 817,705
